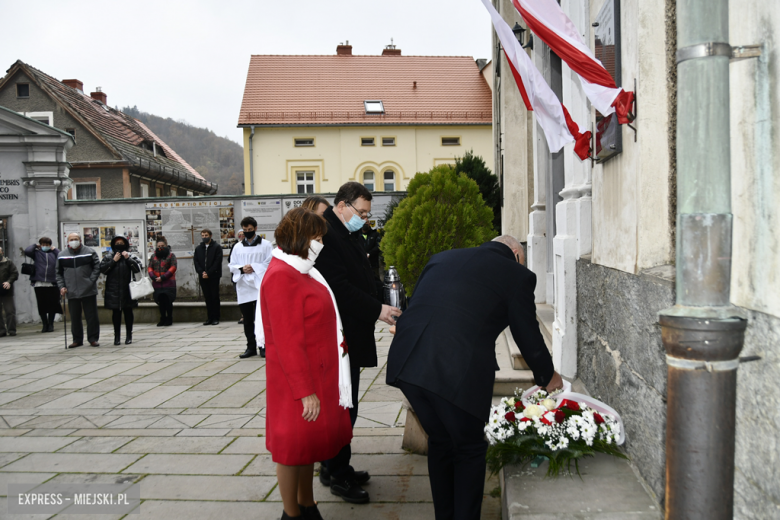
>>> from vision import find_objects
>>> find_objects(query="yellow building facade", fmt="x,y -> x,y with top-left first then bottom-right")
242,124 -> 493,195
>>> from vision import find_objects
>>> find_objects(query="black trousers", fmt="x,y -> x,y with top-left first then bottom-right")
238,301 -> 257,350
397,381 -> 488,520
157,293 -> 174,321
323,361 -> 362,479
68,295 -> 100,344
200,277 -> 221,322
112,308 -> 134,335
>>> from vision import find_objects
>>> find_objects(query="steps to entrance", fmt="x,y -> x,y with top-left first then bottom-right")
494,330 -> 534,396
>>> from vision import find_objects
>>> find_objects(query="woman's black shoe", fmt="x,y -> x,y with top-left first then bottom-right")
125,334 -> 132,345
299,503 -> 324,520
157,320 -> 165,327
114,336 -> 121,346
280,510 -> 302,519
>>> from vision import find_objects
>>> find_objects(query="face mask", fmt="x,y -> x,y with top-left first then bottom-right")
156,246 -> 169,258
308,240 -> 324,262
341,206 -> 365,233
202,237 -> 211,244
113,242 -> 128,252
41,246 -> 51,252
69,240 -> 81,249
244,230 -> 256,240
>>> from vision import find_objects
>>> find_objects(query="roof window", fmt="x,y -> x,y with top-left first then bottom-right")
364,100 -> 384,114
16,83 -> 30,98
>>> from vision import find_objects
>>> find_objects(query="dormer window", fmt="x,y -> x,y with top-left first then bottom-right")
364,100 -> 384,114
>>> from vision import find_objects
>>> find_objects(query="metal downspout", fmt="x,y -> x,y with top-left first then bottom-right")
248,126 -> 255,195
659,0 -> 747,518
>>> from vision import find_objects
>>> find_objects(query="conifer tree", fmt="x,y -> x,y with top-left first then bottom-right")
454,150 -> 501,233
380,165 -> 496,294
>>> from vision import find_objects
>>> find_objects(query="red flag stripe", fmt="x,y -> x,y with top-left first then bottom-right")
504,50 -> 533,111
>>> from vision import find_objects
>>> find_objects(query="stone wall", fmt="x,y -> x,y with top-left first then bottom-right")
577,257 -> 780,518
733,308 -> 780,519
576,256 -> 673,503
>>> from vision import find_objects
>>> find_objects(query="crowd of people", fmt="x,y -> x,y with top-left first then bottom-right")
0,180 -> 560,520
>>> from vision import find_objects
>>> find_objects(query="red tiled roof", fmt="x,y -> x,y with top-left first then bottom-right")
1,61 -> 208,186
239,55 -> 493,126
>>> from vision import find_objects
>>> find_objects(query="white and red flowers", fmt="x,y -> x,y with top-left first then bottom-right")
485,382 -> 626,476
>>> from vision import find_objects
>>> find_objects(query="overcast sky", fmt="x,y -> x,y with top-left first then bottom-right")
1,0 -> 493,145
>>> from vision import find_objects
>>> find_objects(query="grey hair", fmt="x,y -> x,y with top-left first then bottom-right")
492,235 -> 521,251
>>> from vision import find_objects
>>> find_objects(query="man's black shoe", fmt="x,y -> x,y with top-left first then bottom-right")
319,465 -> 331,486
329,477 -> 369,504
202,320 -> 213,326
211,321 -> 219,326
259,347 -> 266,358
353,471 -> 371,486
239,348 -> 257,359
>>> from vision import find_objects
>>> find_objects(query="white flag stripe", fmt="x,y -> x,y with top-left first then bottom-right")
479,0 -> 575,153
514,0 -> 622,116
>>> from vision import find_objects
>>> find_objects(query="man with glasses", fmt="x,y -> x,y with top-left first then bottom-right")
315,182 -> 402,504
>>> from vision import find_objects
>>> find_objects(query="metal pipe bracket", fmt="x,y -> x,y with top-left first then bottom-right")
677,42 -> 763,64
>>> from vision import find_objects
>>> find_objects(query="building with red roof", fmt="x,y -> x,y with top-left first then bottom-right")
238,44 -> 493,195
0,61 -> 217,199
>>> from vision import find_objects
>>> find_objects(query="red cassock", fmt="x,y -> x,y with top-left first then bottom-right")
261,258 -> 353,465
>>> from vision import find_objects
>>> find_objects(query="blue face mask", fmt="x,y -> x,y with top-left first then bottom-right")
342,205 -> 365,233
41,246 -> 51,252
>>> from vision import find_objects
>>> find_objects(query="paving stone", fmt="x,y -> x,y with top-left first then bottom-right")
51,378 -> 104,390
71,429 -> 182,437
175,429 -> 232,437
0,472 -> 57,497
350,454 -> 430,476
139,474 -> 276,500
220,437 -> 269,455
201,381 -> 262,408
156,390 -> 219,409
351,435 -> 405,454
116,385 -> 190,409
196,415 -> 253,429
116,437 -> 233,454
132,363 -> 204,383
1,453 -> 142,473
78,375 -> 142,392
38,391 -> 105,409
135,500 -> 277,519
240,454 -> 275,475
160,377 -> 207,387
242,415 -> 266,428
56,437 -> 135,454
18,428 -> 78,437
0,452 -> 29,468
0,437 -> 78,453
0,429 -> 30,436
1,389 -> 71,408
103,415 -> 166,429
122,454 -> 252,475
180,361 -> 238,377
189,373 -> 246,392
267,475 -> 433,503
80,362 -> 142,379
148,415 -> 207,428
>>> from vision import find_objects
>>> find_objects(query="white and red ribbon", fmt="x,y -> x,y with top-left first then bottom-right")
480,0 -> 591,160
512,0 -> 635,124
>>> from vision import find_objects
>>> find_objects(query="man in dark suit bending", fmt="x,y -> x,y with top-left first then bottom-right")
386,235 -> 563,520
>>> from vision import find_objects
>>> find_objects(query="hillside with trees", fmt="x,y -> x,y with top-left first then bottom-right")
122,106 -> 244,195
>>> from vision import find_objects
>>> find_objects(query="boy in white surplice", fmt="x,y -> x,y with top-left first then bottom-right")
229,216 -> 273,358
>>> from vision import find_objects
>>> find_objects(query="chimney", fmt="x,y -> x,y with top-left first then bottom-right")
90,86 -> 107,105
382,48 -> 401,56
337,41 -> 352,56
62,79 -> 83,92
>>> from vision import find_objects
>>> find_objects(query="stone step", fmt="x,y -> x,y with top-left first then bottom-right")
536,303 -> 554,352
494,330 -> 534,396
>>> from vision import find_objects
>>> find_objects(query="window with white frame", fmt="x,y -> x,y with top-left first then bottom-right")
294,138 -> 315,147
141,184 -> 149,198
363,171 -> 375,191
361,137 -> 375,146
25,111 -> 53,126
441,136 -> 461,146
75,182 -> 97,200
296,171 -> 315,194
364,100 -> 384,114
384,170 -> 395,191
382,137 -> 395,146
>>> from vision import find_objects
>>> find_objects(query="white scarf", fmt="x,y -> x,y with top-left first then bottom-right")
255,248 -> 352,408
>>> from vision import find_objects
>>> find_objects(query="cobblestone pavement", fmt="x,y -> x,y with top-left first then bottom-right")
0,320 -> 501,519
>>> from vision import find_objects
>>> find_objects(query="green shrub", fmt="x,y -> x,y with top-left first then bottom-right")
455,150 -> 501,233
380,165 -> 497,294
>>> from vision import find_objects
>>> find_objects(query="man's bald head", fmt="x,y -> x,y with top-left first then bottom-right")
67,233 -> 80,241
492,235 -> 525,265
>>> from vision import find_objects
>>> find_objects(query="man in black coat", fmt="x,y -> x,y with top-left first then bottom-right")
386,235 -> 562,520
315,182 -> 402,504
193,229 -> 223,325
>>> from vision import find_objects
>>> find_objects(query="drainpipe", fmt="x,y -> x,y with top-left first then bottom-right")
248,126 -> 255,195
659,1 -> 747,518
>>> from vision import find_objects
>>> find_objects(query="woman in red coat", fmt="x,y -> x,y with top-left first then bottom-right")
260,208 -> 353,520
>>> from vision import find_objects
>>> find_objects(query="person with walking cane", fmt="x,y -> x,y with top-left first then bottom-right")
100,236 -> 142,345
56,233 -> 101,348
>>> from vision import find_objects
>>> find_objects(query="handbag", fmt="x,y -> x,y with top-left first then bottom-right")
21,256 -> 35,276
129,270 -> 154,300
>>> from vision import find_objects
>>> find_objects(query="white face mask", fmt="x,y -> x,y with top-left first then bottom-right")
308,240 -> 324,262
69,240 -> 81,249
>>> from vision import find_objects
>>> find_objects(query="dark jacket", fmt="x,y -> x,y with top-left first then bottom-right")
315,206 -> 383,367
0,255 -> 19,297
362,228 -> 381,269
24,245 -> 60,284
386,241 -> 555,421
100,237 -> 142,310
193,239 -> 223,279
56,245 -> 100,299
